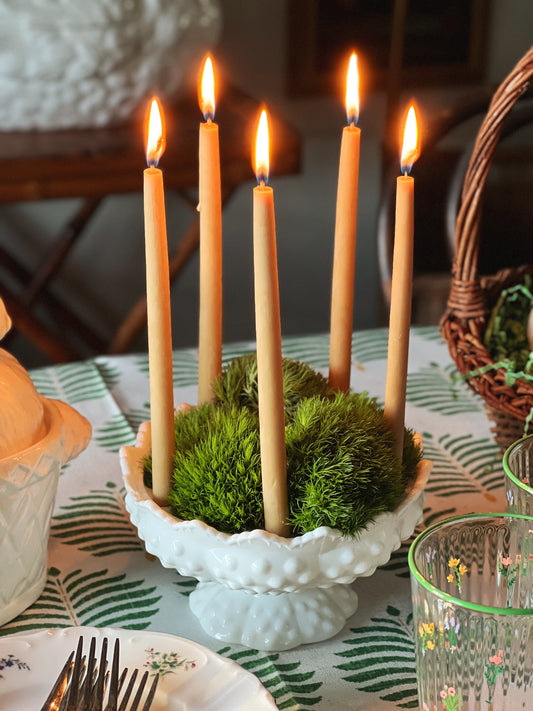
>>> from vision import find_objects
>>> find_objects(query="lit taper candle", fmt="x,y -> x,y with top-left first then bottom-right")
329,52 -> 361,393
198,56 -> 223,404
384,105 -> 420,461
253,109 -> 290,537
144,97 -> 175,504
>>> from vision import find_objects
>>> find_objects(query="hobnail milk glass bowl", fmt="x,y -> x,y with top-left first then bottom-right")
121,421 -> 431,651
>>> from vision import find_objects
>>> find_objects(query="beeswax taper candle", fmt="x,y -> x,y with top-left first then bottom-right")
384,105 -> 420,462
198,56 -> 223,404
144,97 -> 175,504
329,52 -> 361,394
253,109 -> 290,537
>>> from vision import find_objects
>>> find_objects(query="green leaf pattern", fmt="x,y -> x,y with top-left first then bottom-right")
93,413 -> 136,453
31,361 -> 110,403
407,362 -> 483,415
174,579 -> 198,597
50,482 -> 144,556
0,567 -> 160,638
2,327 -> 505,710
217,647 -> 322,710
335,606 -> 418,708
421,432 -> 502,501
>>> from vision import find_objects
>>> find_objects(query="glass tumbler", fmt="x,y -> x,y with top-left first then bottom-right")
409,513 -> 533,710
503,435 -> 533,516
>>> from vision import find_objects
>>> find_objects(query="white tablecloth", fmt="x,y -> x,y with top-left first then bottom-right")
0,327 -> 506,710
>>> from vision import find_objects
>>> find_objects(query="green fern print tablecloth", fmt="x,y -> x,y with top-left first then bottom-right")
1,328 -> 506,710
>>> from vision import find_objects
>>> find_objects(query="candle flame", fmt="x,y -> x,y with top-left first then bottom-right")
200,55 -> 215,121
346,53 -> 359,125
400,105 -> 419,175
146,97 -> 165,167
254,109 -> 269,184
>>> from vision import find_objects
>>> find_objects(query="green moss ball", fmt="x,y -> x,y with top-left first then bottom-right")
152,355 -> 422,537
213,353 -> 336,419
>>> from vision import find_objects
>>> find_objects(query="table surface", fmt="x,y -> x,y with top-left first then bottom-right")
0,327 -> 507,710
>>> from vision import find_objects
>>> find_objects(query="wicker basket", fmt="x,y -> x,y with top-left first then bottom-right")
440,46 -> 533,453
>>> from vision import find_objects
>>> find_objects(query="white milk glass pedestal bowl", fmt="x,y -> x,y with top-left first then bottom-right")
121,421 -> 432,651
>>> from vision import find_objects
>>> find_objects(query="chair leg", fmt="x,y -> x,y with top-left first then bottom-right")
0,291 -> 76,363
107,215 -> 200,354
107,184 -> 237,355
22,197 -> 102,307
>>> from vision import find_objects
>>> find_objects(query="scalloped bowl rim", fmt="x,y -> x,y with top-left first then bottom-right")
120,421 -> 431,553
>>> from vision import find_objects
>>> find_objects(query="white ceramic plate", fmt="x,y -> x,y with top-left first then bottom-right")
0,626 -> 277,710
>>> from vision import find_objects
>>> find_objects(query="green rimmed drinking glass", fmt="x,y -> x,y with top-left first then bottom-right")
503,435 -> 533,516
409,513 -> 533,710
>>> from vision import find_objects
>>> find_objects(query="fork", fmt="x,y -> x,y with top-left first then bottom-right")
40,635 -> 159,711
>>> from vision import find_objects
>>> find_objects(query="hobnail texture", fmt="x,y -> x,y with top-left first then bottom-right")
121,420 -> 432,651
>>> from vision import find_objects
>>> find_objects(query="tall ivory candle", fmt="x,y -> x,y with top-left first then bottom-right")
253,110 -> 290,537
198,56 -> 223,404
144,97 -> 175,504
329,52 -> 360,394
384,105 -> 419,461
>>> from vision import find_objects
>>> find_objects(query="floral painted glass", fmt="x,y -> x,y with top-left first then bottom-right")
503,435 -> 533,516
409,513 -> 533,710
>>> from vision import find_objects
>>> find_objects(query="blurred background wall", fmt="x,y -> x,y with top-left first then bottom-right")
1,0 -> 532,367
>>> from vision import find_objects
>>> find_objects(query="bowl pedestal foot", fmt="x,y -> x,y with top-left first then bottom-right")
189,581 -> 358,651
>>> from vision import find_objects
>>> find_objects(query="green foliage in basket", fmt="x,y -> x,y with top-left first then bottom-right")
484,277 -> 533,376
144,354 -> 422,536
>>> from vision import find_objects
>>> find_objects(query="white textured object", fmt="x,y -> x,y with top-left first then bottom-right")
0,0 -> 221,130
0,398 -> 91,625
121,421 -> 432,651
0,298 -> 92,625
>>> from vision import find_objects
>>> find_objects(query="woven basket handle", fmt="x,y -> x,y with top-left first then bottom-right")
447,46 -> 533,320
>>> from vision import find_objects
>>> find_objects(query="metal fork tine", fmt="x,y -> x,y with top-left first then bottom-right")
117,669 -> 137,711
38,650 -> 74,711
103,638 -> 121,711
78,636 -> 97,711
127,670 -> 149,711
42,635 -> 158,711
91,636 -> 109,711
139,674 -> 159,711
117,667 -> 128,696
65,636 -> 85,711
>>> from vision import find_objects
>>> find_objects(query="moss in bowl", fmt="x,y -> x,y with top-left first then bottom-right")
144,354 -> 422,537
